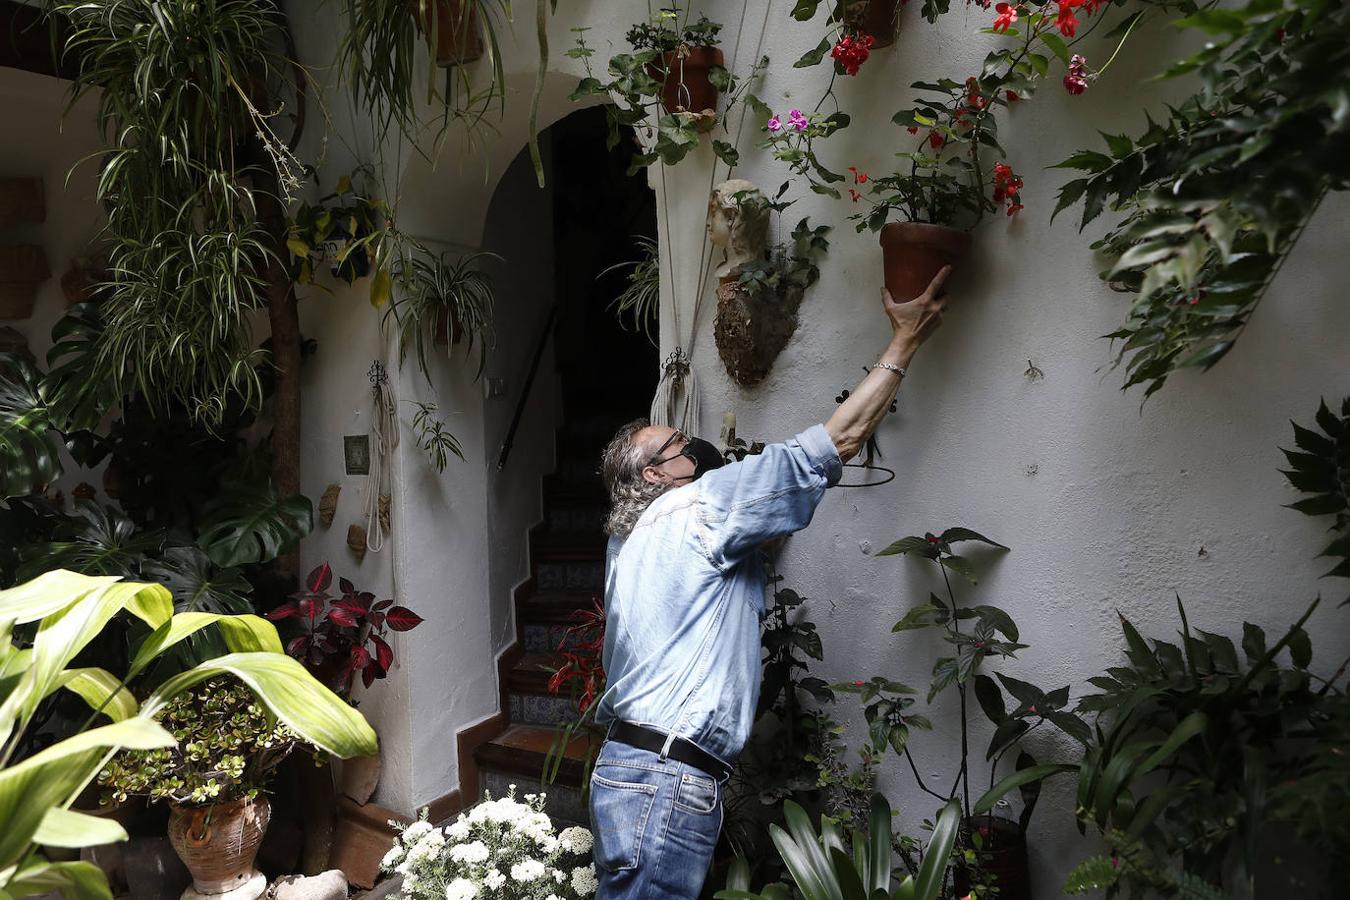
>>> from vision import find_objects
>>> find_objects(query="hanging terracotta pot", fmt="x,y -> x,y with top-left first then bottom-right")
878,221 -> 971,303
0,245 -> 51,320
954,816 -> 1031,900
0,177 -> 45,229
409,0 -> 483,67
647,46 -> 724,118
167,796 -> 270,898
434,306 -> 464,345
329,795 -> 403,890
851,1 -> 899,50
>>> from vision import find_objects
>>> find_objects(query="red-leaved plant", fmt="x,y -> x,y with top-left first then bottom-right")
267,562 -> 424,695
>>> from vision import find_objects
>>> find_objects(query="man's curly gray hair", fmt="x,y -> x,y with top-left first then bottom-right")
601,418 -> 670,538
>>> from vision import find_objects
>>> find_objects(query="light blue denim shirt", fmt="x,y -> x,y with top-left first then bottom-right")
595,425 -> 843,764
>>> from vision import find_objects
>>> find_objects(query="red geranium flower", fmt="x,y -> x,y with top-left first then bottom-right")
847,165 -> 869,184
992,2 -> 1019,33
830,33 -> 876,76
849,188 -> 863,202
928,130 -> 945,149
1055,0 -> 1082,37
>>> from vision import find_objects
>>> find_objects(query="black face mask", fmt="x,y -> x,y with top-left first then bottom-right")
651,432 -> 726,483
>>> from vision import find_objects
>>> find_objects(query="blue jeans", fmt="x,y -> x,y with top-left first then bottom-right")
588,739 -> 726,899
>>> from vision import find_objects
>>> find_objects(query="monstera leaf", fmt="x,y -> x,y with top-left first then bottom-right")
141,546 -> 251,615
45,303 -> 116,437
0,355 -> 62,500
196,479 -> 313,568
17,500 -> 161,582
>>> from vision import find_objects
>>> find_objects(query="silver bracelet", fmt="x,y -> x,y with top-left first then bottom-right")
874,361 -> 906,378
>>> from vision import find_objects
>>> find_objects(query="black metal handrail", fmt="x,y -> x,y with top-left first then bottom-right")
496,303 -> 560,472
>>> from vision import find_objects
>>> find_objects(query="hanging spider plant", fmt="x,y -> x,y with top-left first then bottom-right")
338,0 -> 512,155
385,246 -> 498,381
599,236 -> 660,346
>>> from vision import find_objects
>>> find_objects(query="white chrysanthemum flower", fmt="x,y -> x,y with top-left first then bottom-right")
403,821 -> 434,843
484,869 -> 506,890
558,826 -> 594,855
511,859 -> 546,882
445,819 -> 471,841
444,878 -> 478,900
553,869 -> 567,883
535,835 -> 559,856
381,843 -> 405,870
449,841 -> 489,865
571,864 -> 598,896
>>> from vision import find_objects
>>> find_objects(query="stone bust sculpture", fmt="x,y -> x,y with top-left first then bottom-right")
707,179 -> 770,280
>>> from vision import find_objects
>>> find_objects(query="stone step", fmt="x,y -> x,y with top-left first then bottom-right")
474,723 -> 597,792
519,590 -> 602,625
544,504 -> 607,535
509,651 -> 565,695
479,767 -> 588,828
510,690 -> 582,728
524,620 -> 599,654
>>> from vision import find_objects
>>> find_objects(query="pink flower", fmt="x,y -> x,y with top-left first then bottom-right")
788,108 -> 808,131
1063,54 -> 1089,95
766,115 -> 783,133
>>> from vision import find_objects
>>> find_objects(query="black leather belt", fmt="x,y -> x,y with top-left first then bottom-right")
607,721 -> 733,781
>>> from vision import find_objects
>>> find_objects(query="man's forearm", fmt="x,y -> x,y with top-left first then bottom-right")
825,333 -> 917,462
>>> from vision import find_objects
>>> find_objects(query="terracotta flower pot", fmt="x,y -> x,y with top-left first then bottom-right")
167,796 -> 270,897
0,245 -> 51,320
647,46 -> 724,117
410,0 -> 483,67
853,0 -> 899,49
329,795 -> 403,889
434,306 -> 464,346
954,816 -> 1031,900
878,221 -> 971,303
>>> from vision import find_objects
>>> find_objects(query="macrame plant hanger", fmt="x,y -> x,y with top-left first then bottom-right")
363,360 -> 399,552
648,0 -> 770,433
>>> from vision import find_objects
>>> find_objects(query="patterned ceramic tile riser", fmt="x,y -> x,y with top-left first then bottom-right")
545,506 -> 607,533
536,561 -> 606,592
510,692 -> 583,728
480,769 -> 587,828
524,622 -> 598,653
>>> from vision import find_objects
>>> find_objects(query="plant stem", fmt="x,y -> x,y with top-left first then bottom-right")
905,747 -> 952,803
1091,11 -> 1145,78
939,559 -> 972,819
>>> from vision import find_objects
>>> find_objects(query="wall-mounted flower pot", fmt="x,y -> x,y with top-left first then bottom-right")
714,276 -> 803,387
410,0 -> 483,67
0,177 -> 45,228
853,1 -> 899,50
954,816 -> 1031,900
167,796 -> 270,899
329,795 -> 402,889
878,222 -> 971,303
61,255 -> 110,307
647,46 -> 724,117
0,245 -> 52,320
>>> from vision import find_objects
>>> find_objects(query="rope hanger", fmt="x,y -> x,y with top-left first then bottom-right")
649,0 -> 773,432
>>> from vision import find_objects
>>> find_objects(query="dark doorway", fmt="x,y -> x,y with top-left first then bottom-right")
547,106 -> 659,429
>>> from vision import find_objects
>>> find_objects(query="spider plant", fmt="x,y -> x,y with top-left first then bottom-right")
385,247 -> 498,381
410,402 -> 465,473
56,0 -> 300,426
338,0 -> 512,155
599,236 -> 660,346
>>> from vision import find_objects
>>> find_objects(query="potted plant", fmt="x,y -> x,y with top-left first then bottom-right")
385,246 -> 497,380
97,676 -> 308,898
838,527 -> 1090,899
570,8 -> 764,171
269,562 -> 426,696
409,0 -> 483,66
0,245 -> 51,320
287,170 -> 398,307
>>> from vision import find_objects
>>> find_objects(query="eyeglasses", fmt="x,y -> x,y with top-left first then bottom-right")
648,429 -> 688,467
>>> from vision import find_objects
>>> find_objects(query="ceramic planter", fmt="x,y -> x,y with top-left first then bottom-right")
329,795 -> 403,889
853,0 -> 899,49
878,221 -> 971,303
167,796 -> 270,898
955,816 -> 1031,900
410,0 -> 483,67
434,306 -> 464,345
0,245 -> 51,320
647,46 -> 724,118
0,177 -> 45,228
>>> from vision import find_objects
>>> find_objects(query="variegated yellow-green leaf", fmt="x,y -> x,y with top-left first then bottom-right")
370,267 -> 392,308
55,669 -> 136,724
3,858 -> 114,899
33,807 -> 129,849
130,613 -> 282,673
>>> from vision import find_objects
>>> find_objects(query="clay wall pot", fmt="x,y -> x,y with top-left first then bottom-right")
0,177 -> 45,228
434,306 -> 464,345
954,816 -> 1031,900
0,245 -> 51,320
878,221 -> 971,303
410,0 -> 483,67
646,46 -> 724,117
168,795 -> 270,895
328,795 -> 403,889
853,1 -> 899,49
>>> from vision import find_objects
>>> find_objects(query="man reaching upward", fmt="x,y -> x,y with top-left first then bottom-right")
589,268 -> 950,899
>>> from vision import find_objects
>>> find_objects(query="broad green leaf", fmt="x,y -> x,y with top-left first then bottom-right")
913,801 -> 960,900
370,267 -> 392,308
33,808 -> 128,849
131,613 -> 282,672
974,765 -> 1076,814
196,482 -> 313,568
144,653 -> 376,759
3,859 -> 113,899
875,536 -> 929,557
55,669 -> 135,723
0,572 -> 117,626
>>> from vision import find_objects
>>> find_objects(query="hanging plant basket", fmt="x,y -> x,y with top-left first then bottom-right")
0,177 -> 45,228
713,277 -> 803,387
434,306 -> 465,346
167,795 -> 270,898
410,0 -> 483,67
647,46 -> 724,117
851,0 -> 899,50
878,222 -> 970,302
0,245 -> 52,320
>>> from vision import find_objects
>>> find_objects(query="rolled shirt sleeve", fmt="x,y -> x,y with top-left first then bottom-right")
694,424 -> 842,571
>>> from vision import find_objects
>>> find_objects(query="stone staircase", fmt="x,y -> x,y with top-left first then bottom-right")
465,417 -> 619,825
